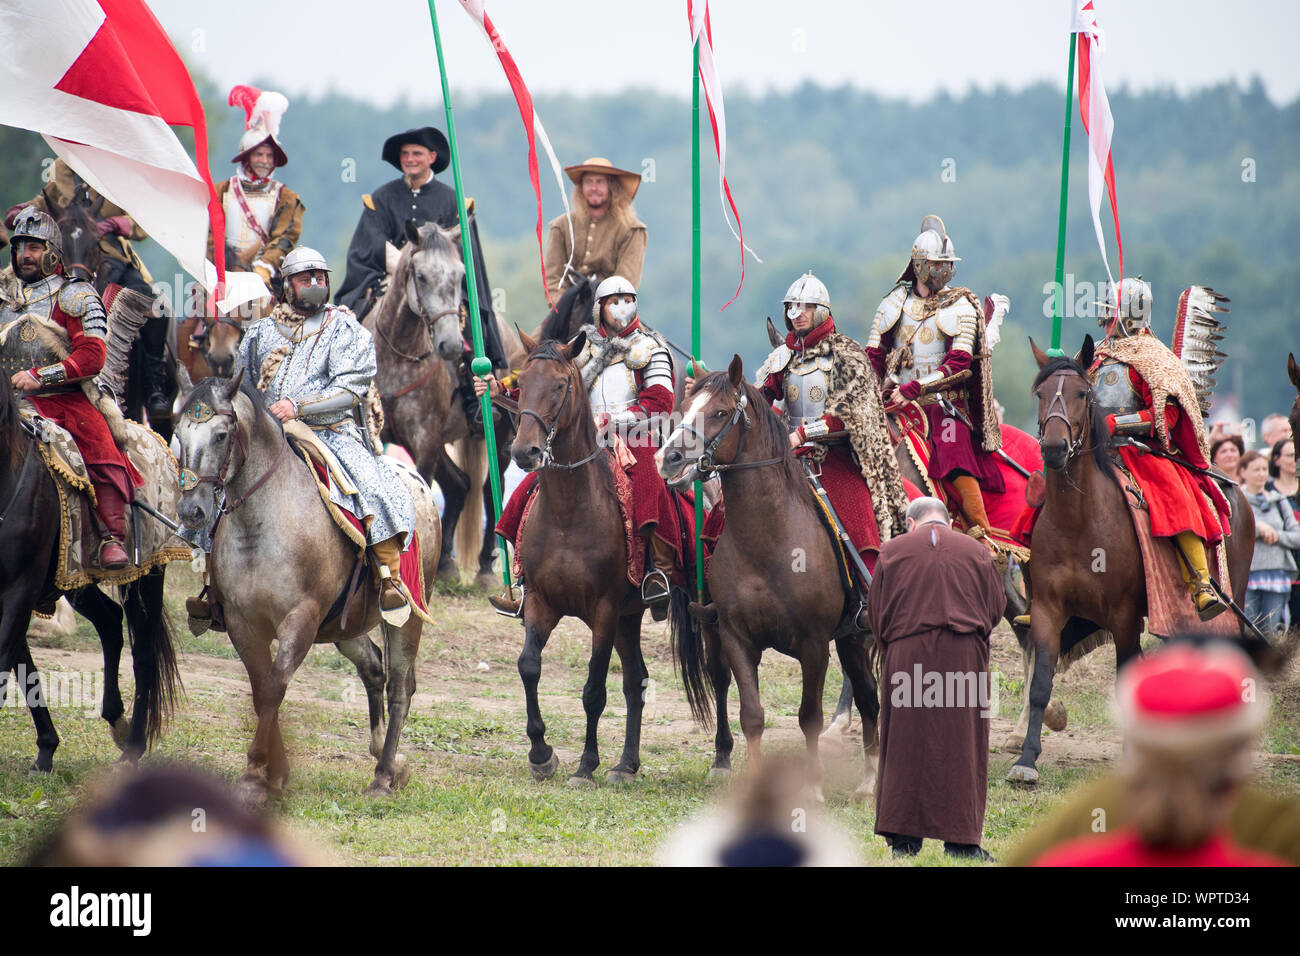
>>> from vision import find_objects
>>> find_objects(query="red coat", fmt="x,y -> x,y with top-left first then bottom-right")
1108,365 -> 1230,544
1033,829 -> 1290,867
28,299 -> 141,488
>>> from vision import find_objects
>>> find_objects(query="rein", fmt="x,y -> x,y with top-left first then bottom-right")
1037,369 -> 1095,463
678,387 -> 784,478
179,406 -> 289,517
374,304 -> 460,365
518,366 -> 603,471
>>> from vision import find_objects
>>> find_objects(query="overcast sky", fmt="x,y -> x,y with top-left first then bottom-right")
150,0 -> 1300,107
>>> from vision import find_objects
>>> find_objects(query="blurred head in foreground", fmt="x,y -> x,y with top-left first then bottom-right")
658,757 -> 859,867
28,764 -> 318,866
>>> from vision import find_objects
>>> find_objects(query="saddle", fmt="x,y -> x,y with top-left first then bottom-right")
19,406 -> 191,593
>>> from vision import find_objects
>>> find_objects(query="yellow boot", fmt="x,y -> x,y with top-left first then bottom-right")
1174,531 -> 1227,621
370,535 -> 411,626
953,474 -> 996,551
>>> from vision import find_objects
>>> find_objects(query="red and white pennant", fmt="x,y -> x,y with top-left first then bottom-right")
1074,0 -> 1124,285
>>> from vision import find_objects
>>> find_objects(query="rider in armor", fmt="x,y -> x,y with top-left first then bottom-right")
236,247 -> 416,619
755,272 -> 910,622
478,275 -> 682,617
210,86 -> 305,298
867,216 -> 1004,546
1092,277 -> 1231,619
1,207 -> 141,569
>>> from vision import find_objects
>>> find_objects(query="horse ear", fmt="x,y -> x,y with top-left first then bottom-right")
517,325 -> 539,355
1028,336 -> 1050,370
41,184 -> 63,221
404,218 -> 421,247
1289,353 -> 1300,391
727,353 -> 744,388
561,330 -> 587,361
219,367 -> 245,404
766,316 -> 783,348
445,223 -> 461,243
1077,334 -> 1095,370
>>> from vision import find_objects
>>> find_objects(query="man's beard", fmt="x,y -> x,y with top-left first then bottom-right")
14,260 -> 42,282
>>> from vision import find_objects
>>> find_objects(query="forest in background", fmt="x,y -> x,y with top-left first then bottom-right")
3,74 -> 1295,431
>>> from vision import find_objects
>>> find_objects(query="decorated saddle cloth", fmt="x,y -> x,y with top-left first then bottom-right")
1110,461 -> 1237,639
282,421 -> 433,624
18,406 -> 191,590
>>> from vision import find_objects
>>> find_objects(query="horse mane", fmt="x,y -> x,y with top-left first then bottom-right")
1032,356 -> 1111,474
539,279 -> 593,343
691,371 -> 807,491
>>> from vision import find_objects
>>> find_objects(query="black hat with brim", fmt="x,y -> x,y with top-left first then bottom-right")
382,127 -> 451,173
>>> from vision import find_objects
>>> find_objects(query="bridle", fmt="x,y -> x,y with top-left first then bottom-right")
517,361 -> 603,471
178,401 -> 288,519
1037,369 -> 1094,463
675,386 -> 784,479
374,305 -> 461,364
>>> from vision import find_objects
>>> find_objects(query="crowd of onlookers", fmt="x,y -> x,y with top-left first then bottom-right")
1209,413 -> 1300,638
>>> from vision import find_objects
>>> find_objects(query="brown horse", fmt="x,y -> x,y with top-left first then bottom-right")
175,373 -> 440,803
509,329 -> 673,786
658,356 -> 880,799
365,221 -> 518,586
1011,335 -> 1256,784
1288,353 -> 1300,445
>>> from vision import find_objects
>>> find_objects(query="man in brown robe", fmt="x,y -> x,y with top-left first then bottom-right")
868,496 -> 1006,860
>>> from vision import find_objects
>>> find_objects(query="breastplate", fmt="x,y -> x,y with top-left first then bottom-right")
784,353 -> 832,427
1091,358 -> 1142,418
589,359 -> 638,415
224,183 -> 279,253
0,283 -> 67,380
895,298 -> 948,384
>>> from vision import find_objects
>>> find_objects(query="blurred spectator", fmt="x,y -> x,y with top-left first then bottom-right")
657,757 -> 859,866
1030,642 -> 1289,867
1260,413 -> 1292,451
1241,450 -> 1300,638
1210,434 -> 1244,476
27,764 -> 319,866
1267,438 -> 1300,630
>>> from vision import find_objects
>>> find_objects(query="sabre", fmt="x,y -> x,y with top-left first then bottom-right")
1113,437 -> 1238,485
803,461 -> 873,589
935,395 -> 1034,479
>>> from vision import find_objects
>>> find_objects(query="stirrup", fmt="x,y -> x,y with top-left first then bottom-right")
641,568 -> 670,605
1191,582 -> 1227,622
490,584 -> 524,619
96,536 -> 130,571
378,568 -> 411,627
1012,613 -> 1031,629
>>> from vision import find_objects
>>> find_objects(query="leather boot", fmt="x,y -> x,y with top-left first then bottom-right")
139,310 -> 174,421
370,535 -> 411,625
643,533 -> 674,621
1175,531 -> 1227,621
92,480 -> 131,570
952,474 -> 995,548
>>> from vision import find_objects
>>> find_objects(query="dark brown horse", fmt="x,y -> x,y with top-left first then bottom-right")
509,329 -> 675,786
1012,335 -> 1256,784
0,380 -> 180,771
658,356 -> 880,800
1288,353 -> 1300,445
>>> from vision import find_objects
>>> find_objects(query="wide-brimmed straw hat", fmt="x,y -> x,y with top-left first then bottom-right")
564,157 -> 641,201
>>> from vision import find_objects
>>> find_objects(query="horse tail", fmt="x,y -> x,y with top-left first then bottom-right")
452,434 -> 486,578
669,586 -> 713,728
124,569 -> 182,745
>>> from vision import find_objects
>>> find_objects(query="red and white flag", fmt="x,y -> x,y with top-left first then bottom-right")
689,0 -> 758,309
0,0 -> 264,310
1074,0 -> 1123,284
457,1 -> 571,307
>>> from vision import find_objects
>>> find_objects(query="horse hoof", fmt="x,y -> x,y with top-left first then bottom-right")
566,774 -> 596,789
853,778 -> 875,802
392,754 -> 412,790
109,715 -> 131,751
1007,764 -> 1039,786
528,752 -> 558,781
1044,700 -> 1068,732
363,779 -> 393,799
999,733 -> 1026,753
435,565 -> 461,585
28,760 -> 53,775
707,766 -> 731,781
474,572 -> 499,591
821,712 -> 852,738
235,776 -> 269,809
606,768 -> 637,784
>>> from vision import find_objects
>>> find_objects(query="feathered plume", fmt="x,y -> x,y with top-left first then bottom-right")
983,293 -> 1010,350
228,84 -> 288,137
1170,286 -> 1229,416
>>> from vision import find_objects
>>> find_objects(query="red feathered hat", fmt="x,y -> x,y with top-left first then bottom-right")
229,84 -> 289,168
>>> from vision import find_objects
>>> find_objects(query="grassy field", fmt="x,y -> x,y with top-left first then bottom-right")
2,564 -> 1297,866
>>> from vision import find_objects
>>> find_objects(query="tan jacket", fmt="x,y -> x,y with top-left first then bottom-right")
210,178 -> 305,278
544,210 -> 646,299
22,159 -> 147,267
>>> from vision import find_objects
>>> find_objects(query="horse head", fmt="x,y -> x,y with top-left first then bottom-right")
536,277 -> 597,344
45,184 -> 103,286
1030,335 -> 1097,472
403,219 -> 465,361
510,327 -> 590,472
658,354 -> 778,490
175,369 -> 249,530
1288,353 -> 1300,446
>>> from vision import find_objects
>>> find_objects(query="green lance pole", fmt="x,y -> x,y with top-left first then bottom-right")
691,39 -> 705,598
426,0 -> 511,589
1049,32 -> 1078,357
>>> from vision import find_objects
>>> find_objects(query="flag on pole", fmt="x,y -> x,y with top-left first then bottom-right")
0,0 -> 260,309
688,0 -> 758,309
457,0 -> 572,307
1073,0 -> 1123,285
